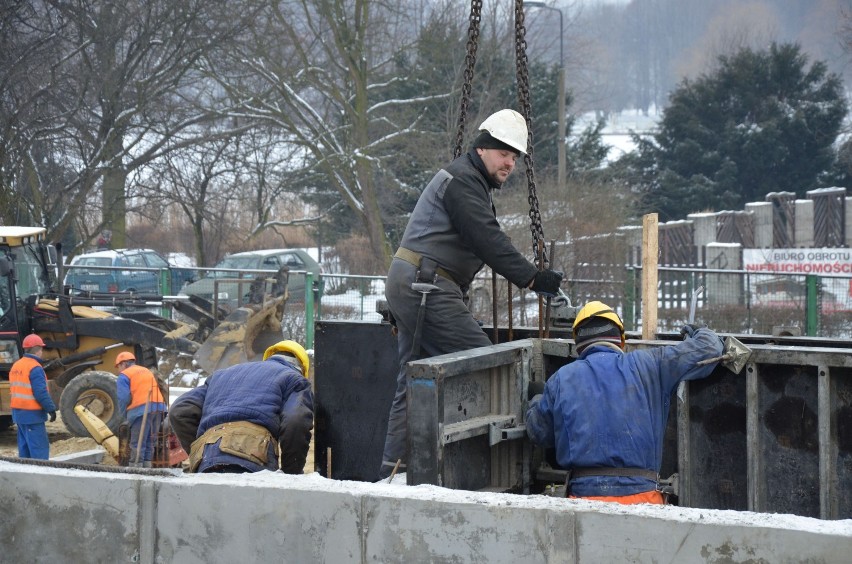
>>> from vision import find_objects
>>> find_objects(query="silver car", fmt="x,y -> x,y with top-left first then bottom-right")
180,248 -> 320,306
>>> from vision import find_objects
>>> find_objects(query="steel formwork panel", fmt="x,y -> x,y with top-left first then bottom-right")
314,320 -> 851,518
407,340 -> 537,491
407,337 -> 852,519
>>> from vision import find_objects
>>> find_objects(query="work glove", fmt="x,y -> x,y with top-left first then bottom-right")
530,269 -> 563,297
680,323 -> 707,340
48,411 -> 57,422
528,380 -> 545,401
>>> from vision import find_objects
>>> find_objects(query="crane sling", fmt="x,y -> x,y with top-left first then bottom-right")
188,421 -> 279,473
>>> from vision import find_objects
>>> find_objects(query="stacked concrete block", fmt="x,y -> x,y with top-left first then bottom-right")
745,202 -> 773,248
687,213 -> 717,262
705,242 -> 743,305
847,197 -> 852,248
794,199 -> 815,247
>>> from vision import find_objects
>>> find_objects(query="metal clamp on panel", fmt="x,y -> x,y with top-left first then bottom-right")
488,420 -> 526,446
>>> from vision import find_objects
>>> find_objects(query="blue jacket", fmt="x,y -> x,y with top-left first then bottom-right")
525,328 -> 724,497
171,356 -> 314,473
11,354 -> 57,425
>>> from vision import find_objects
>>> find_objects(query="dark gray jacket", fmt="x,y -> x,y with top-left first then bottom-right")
399,149 -> 538,288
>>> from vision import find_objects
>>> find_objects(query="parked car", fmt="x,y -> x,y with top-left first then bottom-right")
63,249 -> 196,294
180,248 -> 321,306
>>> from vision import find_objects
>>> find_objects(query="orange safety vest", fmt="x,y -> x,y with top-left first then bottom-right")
122,364 -> 164,409
9,356 -> 45,411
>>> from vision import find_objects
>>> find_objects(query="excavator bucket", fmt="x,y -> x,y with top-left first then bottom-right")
192,293 -> 288,375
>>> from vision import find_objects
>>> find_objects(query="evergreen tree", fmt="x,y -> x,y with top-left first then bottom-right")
618,42 -> 847,221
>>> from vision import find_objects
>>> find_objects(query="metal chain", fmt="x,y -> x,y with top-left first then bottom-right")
454,0 -> 482,159
514,0 -> 547,268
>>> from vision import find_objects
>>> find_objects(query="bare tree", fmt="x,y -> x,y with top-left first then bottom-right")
204,0 -> 458,268
1,0 -> 260,252
0,2 -> 76,229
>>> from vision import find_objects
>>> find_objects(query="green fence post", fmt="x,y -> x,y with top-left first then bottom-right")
315,276 -> 324,320
805,274 -> 818,337
305,272 -> 315,349
358,278 -> 366,320
160,268 -> 172,318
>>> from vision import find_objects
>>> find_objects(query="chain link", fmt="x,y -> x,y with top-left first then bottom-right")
514,0 -> 547,269
454,0 -> 482,159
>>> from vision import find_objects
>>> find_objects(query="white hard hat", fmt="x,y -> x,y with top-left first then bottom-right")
478,109 -> 528,155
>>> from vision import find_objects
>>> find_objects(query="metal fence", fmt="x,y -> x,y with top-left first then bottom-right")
311,269 -> 852,340
61,265 -> 851,347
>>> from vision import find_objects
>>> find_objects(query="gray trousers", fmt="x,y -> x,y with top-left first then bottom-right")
379,259 -> 491,478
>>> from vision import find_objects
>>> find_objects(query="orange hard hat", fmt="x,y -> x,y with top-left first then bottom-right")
22,334 -> 46,349
115,351 -> 136,366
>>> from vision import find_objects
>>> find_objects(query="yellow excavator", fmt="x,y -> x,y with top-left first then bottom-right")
0,226 -> 288,438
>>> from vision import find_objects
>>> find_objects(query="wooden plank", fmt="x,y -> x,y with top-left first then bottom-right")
641,213 -> 658,340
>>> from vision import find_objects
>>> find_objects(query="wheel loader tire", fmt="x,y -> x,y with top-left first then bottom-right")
60,371 -> 121,438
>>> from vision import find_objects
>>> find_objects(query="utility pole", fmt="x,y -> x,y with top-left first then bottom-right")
525,2 -> 566,200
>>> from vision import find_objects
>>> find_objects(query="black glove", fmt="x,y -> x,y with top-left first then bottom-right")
530,269 -> 563,297
528,380 -> 545,401
680,323 -> 707,340
48,411 -> 57,422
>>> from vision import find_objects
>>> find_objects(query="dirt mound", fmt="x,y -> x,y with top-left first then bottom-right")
51,437 -> 118,465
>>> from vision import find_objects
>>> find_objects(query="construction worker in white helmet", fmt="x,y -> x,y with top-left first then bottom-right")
379,109 -> 563,479
525,301 -> 724,505
169,340 -> 313,474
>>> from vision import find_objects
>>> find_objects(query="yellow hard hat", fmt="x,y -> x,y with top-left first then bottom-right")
263,340 -> 309,376
573,301 -> 625,348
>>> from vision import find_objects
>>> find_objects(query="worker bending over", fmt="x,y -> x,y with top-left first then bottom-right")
379,108 -> 563,479
115,351 -> 166,467
10,334 -> 57,460
169,340 -> 313,474
526,301 -> 723,504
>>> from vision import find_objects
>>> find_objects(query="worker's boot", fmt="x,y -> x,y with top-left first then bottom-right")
142,461 -> 152,468
129,462 -> 143,468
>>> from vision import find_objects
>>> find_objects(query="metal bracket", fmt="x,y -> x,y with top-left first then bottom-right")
488,421 -> 526,446
659,472 -> 679,498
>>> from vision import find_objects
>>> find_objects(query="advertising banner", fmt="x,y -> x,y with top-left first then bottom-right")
742,248 -> 852,310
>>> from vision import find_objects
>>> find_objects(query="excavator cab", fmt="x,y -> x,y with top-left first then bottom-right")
0,227 -> 54,431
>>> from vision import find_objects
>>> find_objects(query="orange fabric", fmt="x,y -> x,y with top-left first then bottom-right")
122,364 -> 164,409
9,356 -> 43,410
571,490 -> 665,505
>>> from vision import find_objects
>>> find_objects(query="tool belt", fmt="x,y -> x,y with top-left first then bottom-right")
570,467 -> 659,481
188,421 -> 279,473
394,248 -> 458,285
565,467 -> 659,497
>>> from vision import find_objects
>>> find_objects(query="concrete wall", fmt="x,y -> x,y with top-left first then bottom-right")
2,460 -> 850,563
705,243 -> 742,305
